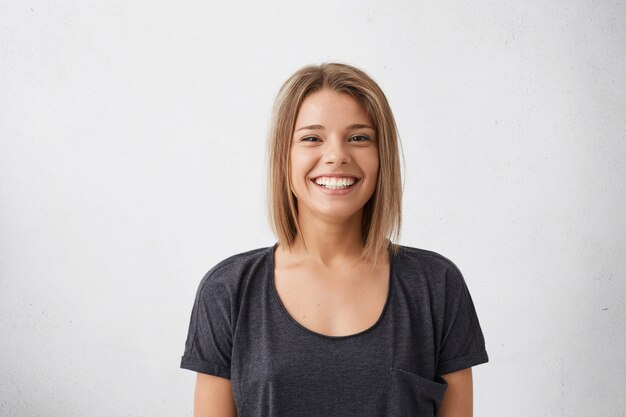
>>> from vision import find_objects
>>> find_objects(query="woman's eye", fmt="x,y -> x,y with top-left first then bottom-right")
300,135 -> 371,142
350,135 -> 370,142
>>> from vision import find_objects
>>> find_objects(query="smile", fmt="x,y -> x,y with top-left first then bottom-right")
309,178 -> 360,195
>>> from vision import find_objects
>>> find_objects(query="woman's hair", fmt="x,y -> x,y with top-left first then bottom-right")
265,62 -> 405,268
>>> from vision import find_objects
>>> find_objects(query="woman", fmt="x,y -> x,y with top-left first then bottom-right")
180,63 -> 489,416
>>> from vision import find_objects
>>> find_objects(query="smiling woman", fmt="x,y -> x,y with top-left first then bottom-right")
289,89 -> 380,223
265,63 -> 405,271
180,63 -> 489,417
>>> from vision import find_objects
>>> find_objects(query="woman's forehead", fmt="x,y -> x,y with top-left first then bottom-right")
294,90 -> 373,128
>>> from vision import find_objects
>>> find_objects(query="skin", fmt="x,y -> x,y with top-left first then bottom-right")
193,88 -> 473,416
193,373 -> 237,417
286,88 -> 379,267
439,368 -> 474,417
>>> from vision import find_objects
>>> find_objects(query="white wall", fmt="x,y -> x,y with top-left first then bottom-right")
1,1 -> 624,415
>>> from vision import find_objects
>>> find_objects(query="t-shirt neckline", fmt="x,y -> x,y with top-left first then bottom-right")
268,241 -> 394,341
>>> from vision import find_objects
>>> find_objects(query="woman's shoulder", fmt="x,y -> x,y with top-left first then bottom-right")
393,244 -> 477,310
194,244 -> 273,295
209,245 -> 271,272
394,243 -> 466,282
398,245 -> 458,271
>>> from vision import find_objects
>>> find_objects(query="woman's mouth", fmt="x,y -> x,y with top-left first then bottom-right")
309,178 -> 360,195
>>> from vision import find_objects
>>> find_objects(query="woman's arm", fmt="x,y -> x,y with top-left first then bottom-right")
194,373 -> 238,417
437,367 -> 473,417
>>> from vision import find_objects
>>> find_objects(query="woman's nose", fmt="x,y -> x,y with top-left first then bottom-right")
322,136 -> 351,164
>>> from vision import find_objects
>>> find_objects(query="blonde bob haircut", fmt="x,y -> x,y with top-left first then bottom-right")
265,62 -> 405,269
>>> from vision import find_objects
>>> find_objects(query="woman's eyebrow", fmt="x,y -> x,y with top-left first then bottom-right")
348,124 -> 375,131
295,123 -> 375,132
295,124 -> 325,132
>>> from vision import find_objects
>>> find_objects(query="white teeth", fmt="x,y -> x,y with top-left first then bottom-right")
314,176 -> 357,189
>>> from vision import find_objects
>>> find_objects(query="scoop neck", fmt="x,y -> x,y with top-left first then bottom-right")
269,242 -> 394,341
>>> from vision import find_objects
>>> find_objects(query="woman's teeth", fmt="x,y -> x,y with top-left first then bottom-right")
313,177 -> 357,189
318,183 -> 354,189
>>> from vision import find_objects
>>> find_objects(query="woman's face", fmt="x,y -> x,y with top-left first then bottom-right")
290,89 -> 379,222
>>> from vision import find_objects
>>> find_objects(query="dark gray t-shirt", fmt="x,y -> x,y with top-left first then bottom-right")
180,242 -> 489,416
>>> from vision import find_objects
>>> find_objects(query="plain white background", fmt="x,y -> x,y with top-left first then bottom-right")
1,1 -> 625,416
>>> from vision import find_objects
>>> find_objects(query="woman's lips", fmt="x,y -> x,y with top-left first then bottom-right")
309,178 -> 360,195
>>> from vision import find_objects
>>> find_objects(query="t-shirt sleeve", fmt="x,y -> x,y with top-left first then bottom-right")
435,262 -> 489,376
180,267 -> 233,379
